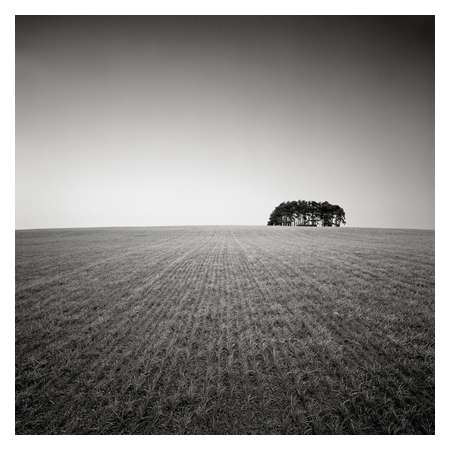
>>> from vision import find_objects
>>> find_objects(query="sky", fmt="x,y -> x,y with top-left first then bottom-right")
15,16 -> 434,229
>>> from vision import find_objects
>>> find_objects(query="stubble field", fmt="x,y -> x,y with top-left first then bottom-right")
15,226 -> 434,434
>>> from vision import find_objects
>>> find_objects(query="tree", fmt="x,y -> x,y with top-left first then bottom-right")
267,200 -> 346,227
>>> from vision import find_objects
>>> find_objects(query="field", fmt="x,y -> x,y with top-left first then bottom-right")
15,226 -> 434,434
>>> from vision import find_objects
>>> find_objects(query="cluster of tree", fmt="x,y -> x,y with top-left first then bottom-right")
267,200 -> 346,227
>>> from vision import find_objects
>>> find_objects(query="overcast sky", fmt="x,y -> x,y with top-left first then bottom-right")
16,16 -> 434,229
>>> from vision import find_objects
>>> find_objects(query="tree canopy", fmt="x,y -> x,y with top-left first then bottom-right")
267,200 -> 346,227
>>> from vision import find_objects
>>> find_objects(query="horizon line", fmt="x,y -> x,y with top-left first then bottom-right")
15,225 -> 436,232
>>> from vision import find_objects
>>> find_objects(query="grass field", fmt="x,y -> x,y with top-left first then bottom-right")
15,226 -> 434,434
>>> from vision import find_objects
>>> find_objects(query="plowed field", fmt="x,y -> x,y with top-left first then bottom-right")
15,226 -> 434,434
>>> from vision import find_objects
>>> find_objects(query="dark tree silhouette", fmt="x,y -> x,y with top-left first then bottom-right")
267,200 -> 346,227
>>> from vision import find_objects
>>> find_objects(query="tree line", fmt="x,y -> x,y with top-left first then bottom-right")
267,200 -> 346,227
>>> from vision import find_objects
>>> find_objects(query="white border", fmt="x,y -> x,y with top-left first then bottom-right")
2,1 -> 448,449
3,0 -> 442,16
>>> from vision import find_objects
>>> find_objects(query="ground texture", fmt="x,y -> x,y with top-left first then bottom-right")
15,226 -> 434,434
